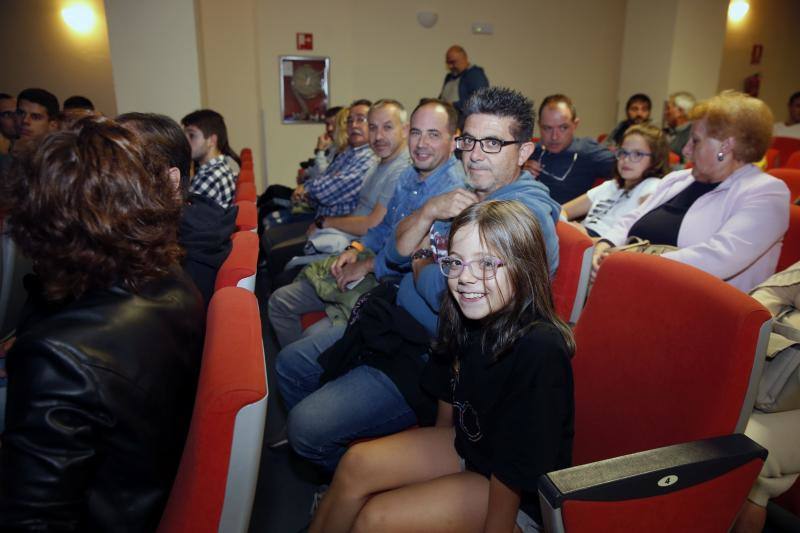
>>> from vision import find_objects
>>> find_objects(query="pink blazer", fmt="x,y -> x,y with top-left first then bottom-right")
604,165 -> 790,292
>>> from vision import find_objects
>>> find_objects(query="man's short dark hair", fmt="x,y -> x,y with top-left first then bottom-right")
411,98 -> 459,134
17,88 -> 59,119
181,109 -> 240,166
0,93 -> 13,101
63,95 -> 95,111
350,99 -> 372,109
539,94 -> 577,122
626,93 -> 652,111
789,91 -> 800,106
118,112 -> 192,200
463,87 -> 535,142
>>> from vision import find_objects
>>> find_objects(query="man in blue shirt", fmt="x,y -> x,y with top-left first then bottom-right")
523,94 -> 615,204
275,88 -> 562,471
268,99 -> 464,348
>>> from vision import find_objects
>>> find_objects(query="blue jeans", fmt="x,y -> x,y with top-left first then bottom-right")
276,328 -> 417,471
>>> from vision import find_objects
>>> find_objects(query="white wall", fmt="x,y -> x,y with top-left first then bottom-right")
105,0 -> 202,121
255,0 -> 627,186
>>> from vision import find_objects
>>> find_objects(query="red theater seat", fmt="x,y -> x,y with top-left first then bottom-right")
786,151 -> 800,170
777,204 -> 800,272
552,221 -> 594,323
540,434 -> 766,533
235,201 -> 258,233
157,287 -> 267,533
773,137 -> 800,168
538,253 -> 772,532
768,168 -> 800,204
236,181 -> 257,203
238,167 -> 255,184
215,231 -> 258,292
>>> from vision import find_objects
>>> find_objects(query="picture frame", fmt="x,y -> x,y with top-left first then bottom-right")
279,55 -> 330,124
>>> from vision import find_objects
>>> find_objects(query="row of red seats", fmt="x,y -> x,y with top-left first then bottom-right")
158,147 -> 268,532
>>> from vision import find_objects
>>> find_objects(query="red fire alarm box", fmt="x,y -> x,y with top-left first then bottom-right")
296,33 -> 313,50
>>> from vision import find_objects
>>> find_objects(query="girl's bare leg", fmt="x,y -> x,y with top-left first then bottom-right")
309,426 -> 460,533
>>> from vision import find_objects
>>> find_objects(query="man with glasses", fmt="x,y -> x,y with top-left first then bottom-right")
523,94 -> 615,204
15,88 -> 59,144
0,94 -> 17,156
262,100 -> 379,254
390,86 -> 561,334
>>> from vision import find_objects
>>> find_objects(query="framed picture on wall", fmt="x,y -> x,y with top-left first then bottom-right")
280,56 -> 330,123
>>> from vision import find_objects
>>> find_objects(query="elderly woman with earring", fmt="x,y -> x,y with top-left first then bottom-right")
592,90 -> 790,293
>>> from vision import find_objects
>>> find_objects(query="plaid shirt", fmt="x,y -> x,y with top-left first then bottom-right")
304,143 -> 378,216
190,155 -> 236,209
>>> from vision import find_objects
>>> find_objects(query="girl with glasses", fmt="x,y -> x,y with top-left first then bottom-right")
309,200 -> 574,533
561,124 -> 669,240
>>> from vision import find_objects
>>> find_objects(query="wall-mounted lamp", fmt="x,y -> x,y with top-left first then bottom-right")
728,0 -> 749,23
416,11 -> 438,29
62,3 -> 96,34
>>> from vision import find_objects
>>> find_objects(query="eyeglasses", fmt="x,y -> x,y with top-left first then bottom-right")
455,136 -> 520,154
537,149 -> 578,182
616,149 -> 652,163
346,116 -> 368,125
0,111 -> 14,119
439,256 -> 505,279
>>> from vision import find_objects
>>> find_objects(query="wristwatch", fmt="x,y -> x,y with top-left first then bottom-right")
412,248 -> 434,260
345,241 -> 365,252
314,215 -> 326,229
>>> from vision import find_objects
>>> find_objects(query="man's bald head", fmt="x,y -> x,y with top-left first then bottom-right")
446,45 -> 470,75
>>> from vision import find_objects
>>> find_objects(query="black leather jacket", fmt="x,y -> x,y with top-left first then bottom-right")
0,270 -> 205,532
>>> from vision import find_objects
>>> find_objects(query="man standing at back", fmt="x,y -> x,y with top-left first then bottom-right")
182,109 -> 240,209
524,94 -> 615,204
439,45 -> 489,116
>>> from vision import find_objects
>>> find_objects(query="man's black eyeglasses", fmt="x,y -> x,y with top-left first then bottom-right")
455,136 -> 520,154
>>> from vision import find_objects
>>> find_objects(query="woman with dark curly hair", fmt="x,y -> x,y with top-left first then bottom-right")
0,117 -> 205,531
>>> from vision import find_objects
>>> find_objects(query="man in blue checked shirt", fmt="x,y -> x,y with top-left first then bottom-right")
262,100 -> 379,252
299,99 -> 379,217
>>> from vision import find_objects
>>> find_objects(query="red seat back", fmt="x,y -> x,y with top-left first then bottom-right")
772,136 -> 800,167
235,201 -> 257,232
235,181 -> 257,203
777,204 -> 800,272
552,221 -> 594,323
786,151 -> 800,170
668,151 -> 680,166
157,287 -> 267,533
238,167 -> 255,184
572,253 -> 771,465
215,231 -> 258,292
768,167 -> 800,203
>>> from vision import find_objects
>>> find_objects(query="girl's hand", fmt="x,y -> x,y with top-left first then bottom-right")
591,241 -> 613,283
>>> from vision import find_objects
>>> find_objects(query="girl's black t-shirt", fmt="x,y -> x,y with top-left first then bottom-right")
422,322 -> 575,523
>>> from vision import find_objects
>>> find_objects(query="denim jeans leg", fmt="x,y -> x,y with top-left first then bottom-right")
267,278 -> 326,348
275,324 -> 347,409
287,365 -> 418,472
